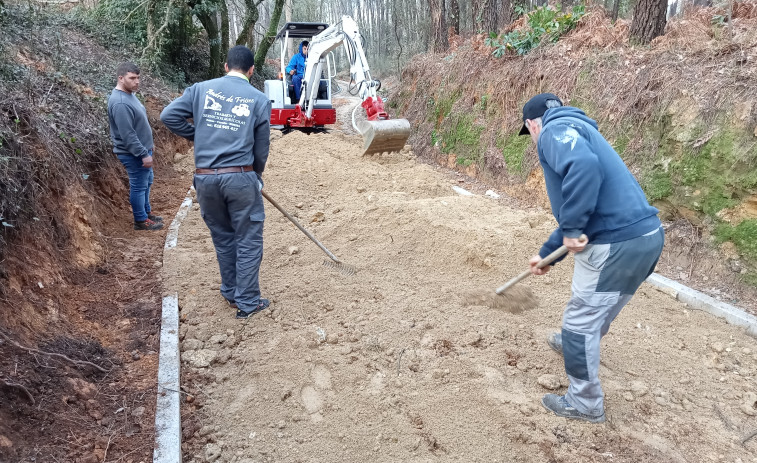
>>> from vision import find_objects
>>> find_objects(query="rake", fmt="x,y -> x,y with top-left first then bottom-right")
261,190 -> 356,276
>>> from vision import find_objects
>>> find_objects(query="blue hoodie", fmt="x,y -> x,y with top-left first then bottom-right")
285,42 -> 308,77
537,106 -> 661,259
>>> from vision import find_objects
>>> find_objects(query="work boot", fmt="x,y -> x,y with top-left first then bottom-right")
134,218 -> 163,230
541,394 -> 606,423
236,298 -> 270,319
547,331 -> 563,355
147,213 -> 163,222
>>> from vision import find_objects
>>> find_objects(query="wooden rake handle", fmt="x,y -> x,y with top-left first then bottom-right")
261,190 -> 342,263
494,235 -> 587,295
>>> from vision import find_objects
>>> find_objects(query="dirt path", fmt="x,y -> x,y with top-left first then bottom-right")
163,129 -> 757,462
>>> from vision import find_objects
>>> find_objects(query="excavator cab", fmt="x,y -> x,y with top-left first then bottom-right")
263,17 -> 411,155
265,22 -> 335,126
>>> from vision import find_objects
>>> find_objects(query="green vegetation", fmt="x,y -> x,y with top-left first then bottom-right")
478,94 -> 489,111
641,170 -> 673,201
485,5 -> 586,56
438,114 -> 483,166
635,122 -> 754,217
612,132 -> 630,157
496,133 -> 529,174
68,0 -> 205,85
431,90 -> 461,125
715,219 -> 757,261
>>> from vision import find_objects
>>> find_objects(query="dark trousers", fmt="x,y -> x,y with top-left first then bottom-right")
194,171 -> 265,313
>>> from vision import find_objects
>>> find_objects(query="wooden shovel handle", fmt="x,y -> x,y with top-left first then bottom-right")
494,235 -> 587,295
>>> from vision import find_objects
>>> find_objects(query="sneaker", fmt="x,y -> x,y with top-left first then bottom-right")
541,394 -> 606,423
235,298 -> 270,319
547,332 -> 563,355
134,218 -> 163,230
147,213 -> 163,222
225,298 -> 238,309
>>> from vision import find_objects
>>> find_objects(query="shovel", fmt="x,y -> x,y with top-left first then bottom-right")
261,190 -> 356,276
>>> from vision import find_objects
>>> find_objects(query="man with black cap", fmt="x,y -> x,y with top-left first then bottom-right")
519,93 -> 664,423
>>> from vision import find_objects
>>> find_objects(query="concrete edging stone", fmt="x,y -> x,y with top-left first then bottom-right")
154,187 -> 194,463
646,272 -> 757,339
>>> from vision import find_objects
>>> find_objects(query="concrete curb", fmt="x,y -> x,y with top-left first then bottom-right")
153,294 -> 181,463
154,187 -> 194,463
165,187 -> 195,250
646,272 -> 757,339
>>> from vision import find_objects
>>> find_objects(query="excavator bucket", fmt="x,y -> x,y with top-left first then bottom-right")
358,119 -> 412,155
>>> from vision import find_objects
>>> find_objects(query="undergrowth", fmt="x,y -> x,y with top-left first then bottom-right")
440,114 -> 483,166
485,5 -> 586,56
715,219 -> 757,261
67,0 -> 207,86
0,3 -> 121,266
496,134 -> 529,174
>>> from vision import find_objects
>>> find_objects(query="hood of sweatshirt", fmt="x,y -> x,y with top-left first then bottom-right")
541,106 -> 599,131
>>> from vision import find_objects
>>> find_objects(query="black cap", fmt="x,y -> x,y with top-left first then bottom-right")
519,93 -> 563,135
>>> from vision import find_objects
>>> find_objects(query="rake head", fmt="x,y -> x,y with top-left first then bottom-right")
322,259 -> 356,276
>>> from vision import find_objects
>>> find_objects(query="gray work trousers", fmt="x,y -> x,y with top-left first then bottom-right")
194,171 -> 265,313
562,227 -> 664,416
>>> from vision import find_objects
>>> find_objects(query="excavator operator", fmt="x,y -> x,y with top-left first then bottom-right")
286,41 -> 309,102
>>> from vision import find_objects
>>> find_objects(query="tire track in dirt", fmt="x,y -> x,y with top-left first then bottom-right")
162,129 -> 757,462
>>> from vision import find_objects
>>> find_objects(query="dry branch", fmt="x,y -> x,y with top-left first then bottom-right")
1,379 -> 35,404
0,330 -> 110,373
141,0 -> 175,60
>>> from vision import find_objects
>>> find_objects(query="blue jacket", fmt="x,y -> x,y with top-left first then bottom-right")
285,43 -> 308,77
537,107 -> 661,259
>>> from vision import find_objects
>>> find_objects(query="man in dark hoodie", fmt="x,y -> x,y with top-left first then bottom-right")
160,46 -> 272,319
286,41 -> 309,102
519,93 -> 664,423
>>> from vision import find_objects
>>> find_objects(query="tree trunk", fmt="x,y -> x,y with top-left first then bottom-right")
285,0 -> 294,56
190,0 -> 224,78
630,0 -> 667,44
473,0 -> 497,34
428,0 -> 448,52
235,0 -> 261,46
254,0 -> 285,73
448,0 -> 459,35
146,0 -> 157,50
142,0 -> 175,61
219,0 -> 229,62
611,0 -> 620,21
498,0 -> 514,29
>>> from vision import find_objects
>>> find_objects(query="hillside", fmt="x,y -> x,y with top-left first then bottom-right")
393,4 -> 757,312
0,4 -> 193,461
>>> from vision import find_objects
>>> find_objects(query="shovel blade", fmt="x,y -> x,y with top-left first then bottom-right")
358,119 -> 411,155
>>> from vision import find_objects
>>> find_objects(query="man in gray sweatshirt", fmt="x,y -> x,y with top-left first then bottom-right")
107,62 -> 163,231
160,46 -> 272,319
